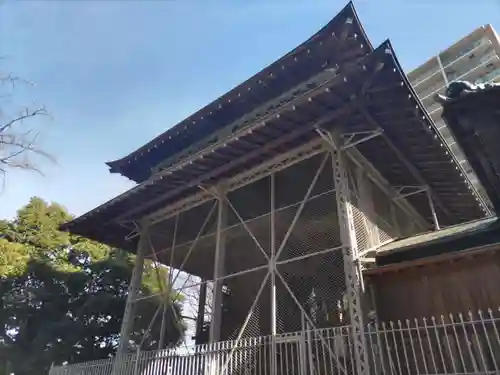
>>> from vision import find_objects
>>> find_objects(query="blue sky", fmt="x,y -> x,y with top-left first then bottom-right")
0,0 -> 499,220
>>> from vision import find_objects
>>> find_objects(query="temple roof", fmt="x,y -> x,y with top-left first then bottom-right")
374,216 -> 500,267
61,40 -> 489,251
106,2 -> 372,183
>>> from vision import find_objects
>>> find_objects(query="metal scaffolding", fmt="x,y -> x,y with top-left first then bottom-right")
55,6 -> 489,374
103,123 -> 435,375
318,129 -> 369,375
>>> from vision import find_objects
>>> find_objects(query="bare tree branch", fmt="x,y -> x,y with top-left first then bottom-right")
0,107 -> 47,134
0,73 -> 33,90
0,69 -> 53,186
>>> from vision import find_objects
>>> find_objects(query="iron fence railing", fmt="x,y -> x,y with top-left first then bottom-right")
49,308 -> 500,375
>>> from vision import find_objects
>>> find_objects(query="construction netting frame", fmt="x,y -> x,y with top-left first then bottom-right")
117,133 -> 428,375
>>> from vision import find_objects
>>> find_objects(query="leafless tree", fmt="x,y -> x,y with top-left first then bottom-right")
179,274 -> 214,320
173,273 -> 214,344
0,70 -> 53,186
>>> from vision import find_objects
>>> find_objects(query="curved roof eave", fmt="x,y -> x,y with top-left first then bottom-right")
106,1 -> 373,183
61,41 -> 489,251
378,41 -> 490,220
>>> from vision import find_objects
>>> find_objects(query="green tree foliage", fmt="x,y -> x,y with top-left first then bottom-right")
0,197 -> 185,375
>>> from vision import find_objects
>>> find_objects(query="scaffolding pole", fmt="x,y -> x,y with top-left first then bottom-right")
209,189 -> 228,343
427,187 -> 440,230
158,213 -> 178,350
328,134 -> 370,375
112,222 -> 149,375
195,281 -> 207,344
270,172 -> 278,375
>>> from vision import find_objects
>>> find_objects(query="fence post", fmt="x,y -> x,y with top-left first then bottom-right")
134,348 -> 141,375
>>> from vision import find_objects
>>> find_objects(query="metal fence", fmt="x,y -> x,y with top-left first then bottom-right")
49,308 -> 500,375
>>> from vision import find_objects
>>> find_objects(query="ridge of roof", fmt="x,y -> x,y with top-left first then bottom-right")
61,41 -> 388,236
105,2 -> 373,183
61,41 -> 489,250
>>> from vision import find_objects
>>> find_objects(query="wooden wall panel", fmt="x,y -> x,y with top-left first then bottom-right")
368,250 -> 500,321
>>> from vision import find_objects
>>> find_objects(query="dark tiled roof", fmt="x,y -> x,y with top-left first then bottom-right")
378,216 -> 498,255
376,216 -> 500,266
106,2 -> 372,183
61,41 -> 488,250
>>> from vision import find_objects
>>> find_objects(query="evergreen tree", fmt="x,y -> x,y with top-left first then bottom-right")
0,198 -> 184,375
